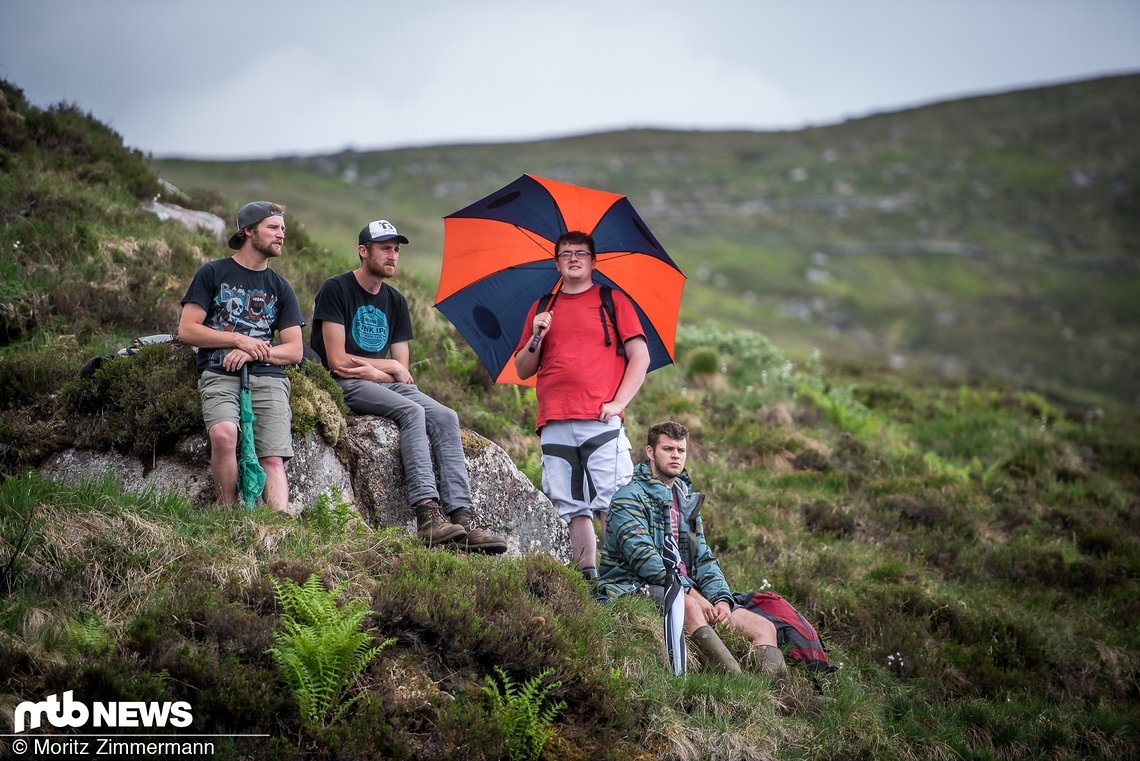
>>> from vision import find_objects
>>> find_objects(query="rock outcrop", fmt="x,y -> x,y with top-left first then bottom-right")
142,198 -> 227,240
40,416 -> 569,561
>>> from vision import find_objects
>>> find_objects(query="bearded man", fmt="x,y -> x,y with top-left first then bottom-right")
178,201 -> 304,512
310,219 -> 507,553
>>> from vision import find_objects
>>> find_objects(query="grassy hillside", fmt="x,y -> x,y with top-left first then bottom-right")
1,77 -> 1138,759
156,74 -> 1140,409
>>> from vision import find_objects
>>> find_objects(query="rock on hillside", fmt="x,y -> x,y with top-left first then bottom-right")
40,416 -> 569,560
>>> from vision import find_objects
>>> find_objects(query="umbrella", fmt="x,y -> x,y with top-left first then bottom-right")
237,364 -> 266,508
435,174 -> 686,385
662,533 -> 687,676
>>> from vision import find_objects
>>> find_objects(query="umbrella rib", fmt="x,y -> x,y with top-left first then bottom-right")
514,224 -> 556,256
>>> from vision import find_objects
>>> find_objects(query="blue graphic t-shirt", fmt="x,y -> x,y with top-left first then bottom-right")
310,272 -> 413,368
350,304 -> 390,353
180,257 -> 304,377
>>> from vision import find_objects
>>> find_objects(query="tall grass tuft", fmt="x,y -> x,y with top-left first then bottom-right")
0,473 -> 50,594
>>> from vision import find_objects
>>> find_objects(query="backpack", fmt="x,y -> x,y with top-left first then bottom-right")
80,334 -> 178,376
733,591 -> 832,673
537,285 -> 624,356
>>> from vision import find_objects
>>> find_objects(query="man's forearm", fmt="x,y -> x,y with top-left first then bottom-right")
178,322 -> 245,350
265,342 -> 303,366
514,347 -> 540,379
609,340 -> 649,409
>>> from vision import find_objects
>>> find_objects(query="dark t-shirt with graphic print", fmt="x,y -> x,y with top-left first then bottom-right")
310,271 -> 414,371
180,257 -> 304,378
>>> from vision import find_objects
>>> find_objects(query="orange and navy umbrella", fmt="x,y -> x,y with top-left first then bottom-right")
435,174 -> 686,385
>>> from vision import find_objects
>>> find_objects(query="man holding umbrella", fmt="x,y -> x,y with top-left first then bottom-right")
311,220 -> 507,553
178,201 -> 304,513
514,231 -> 650,580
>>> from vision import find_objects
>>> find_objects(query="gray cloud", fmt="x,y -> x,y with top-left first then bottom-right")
2,0 -> 1137,158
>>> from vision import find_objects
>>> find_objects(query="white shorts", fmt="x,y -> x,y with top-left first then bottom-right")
540,418 -> 633,522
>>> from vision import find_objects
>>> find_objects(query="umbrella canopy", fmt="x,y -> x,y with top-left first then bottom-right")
662,533 -> 687,676
435,174 -> 685,385
237,365 -> 266,508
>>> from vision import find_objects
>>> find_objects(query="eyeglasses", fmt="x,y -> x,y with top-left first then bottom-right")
556,250 -> 592,261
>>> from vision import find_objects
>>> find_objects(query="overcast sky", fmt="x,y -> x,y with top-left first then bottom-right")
2,1 -> 1138,160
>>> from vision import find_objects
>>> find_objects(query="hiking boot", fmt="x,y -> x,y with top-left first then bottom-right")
744,644 -> 789,682
415,499 -> 467,546
691,625 -> 742,675
449,507 -> 508,554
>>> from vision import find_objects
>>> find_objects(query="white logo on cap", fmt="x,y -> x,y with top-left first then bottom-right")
369,220 -> 398,238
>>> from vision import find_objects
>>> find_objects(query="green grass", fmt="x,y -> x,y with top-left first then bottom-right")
3,358 -> 1139,758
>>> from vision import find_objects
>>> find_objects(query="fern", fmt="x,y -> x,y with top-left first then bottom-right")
66,612 -> 110,654
267,574 -> 394,728
303,488 -> 357,538
482,666 -> 566,761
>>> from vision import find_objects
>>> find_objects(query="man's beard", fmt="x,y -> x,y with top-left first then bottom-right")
366,258 -> 396,278
251,235 -> 281,257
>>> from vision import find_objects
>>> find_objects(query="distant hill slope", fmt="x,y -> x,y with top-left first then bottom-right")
157,74 -> 1140,408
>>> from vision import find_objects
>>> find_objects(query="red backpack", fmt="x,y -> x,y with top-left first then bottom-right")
734,591 -> 832,673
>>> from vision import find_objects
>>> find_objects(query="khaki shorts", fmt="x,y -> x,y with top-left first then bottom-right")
198,370 -> 293,460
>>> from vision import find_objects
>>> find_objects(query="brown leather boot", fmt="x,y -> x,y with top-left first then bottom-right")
449,508 -> 508,554
690,625 -> 743,674
415,499 -> 466,546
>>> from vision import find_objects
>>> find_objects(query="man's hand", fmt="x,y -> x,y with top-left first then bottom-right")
236,335 -> 270,361
710,600 -> 732,625
387,361 -> 414,384
598,401 -> 623,423
683,588 -> 733,633
342,356 -> 411,384
221,349 -> 251,373
689,589 -> 731,625
531,310 -> 553,341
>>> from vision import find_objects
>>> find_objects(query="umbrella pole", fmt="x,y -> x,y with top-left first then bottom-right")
240,364 -> 250,508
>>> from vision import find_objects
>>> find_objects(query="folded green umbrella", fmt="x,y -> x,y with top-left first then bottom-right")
238,364 -> 266,508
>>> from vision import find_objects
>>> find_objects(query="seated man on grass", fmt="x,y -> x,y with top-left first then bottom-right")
598,421 -> 787,678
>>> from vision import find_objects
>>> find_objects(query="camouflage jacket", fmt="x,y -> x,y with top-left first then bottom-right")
597,461 -> 733,606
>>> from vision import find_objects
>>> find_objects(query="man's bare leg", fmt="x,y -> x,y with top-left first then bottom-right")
208,422 -> 239,506
260,456 -> 289,513
568,514 -> 598,571
730,607 -> 779,646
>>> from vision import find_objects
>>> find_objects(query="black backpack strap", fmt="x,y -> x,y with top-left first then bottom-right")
599,285 -> 625,356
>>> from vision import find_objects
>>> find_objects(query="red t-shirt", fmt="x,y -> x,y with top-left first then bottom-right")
515,285 -> 645,430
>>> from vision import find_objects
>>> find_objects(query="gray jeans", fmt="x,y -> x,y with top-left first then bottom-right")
337,379 -> 472,510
